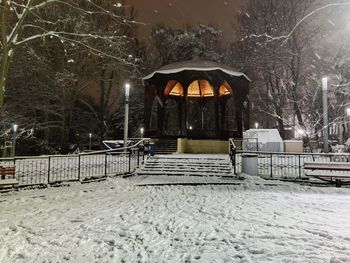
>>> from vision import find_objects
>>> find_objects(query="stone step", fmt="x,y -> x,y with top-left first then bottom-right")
144,165 -> 232,171
136,154 -> 232,178
148,156 -> 229,161
136,170 -> 233,177
146,161 -> 230,167
140,167 -> 232,173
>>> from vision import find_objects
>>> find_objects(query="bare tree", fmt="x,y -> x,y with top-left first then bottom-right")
232,0 -> 336,139
0,0 -> 134,110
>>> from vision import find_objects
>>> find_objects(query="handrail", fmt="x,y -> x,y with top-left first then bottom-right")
235,149 -> 350,157
229,138 -> 236,153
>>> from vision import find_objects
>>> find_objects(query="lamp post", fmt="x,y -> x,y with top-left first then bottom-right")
140,127 -> 144,138
322,77 -> 329,153
89,133 -> 92,150
12,124 -> 18,157
123,83 -> 130,149
255,122 -> 259,129
345,107 -> 350,141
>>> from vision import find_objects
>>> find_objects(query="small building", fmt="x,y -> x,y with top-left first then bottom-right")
143,60 -> 250,153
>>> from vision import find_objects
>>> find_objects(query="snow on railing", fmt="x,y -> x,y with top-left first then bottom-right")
0,138 -> 151,188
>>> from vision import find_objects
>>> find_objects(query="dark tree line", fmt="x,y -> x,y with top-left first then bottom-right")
1,0 -> 350,155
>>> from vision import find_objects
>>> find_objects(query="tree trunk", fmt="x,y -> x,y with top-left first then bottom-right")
0,47 -> 11,109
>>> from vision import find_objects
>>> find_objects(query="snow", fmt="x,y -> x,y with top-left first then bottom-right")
143,60 -> 251,82
1,176 -> 350,262
243,129 -> 284,152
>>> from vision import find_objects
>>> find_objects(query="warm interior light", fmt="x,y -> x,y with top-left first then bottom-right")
164,80 -> 184,96
219,81 -> 232,96
188,80 -> 214,97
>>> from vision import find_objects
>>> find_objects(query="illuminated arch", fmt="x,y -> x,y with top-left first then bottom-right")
187,80 -> 214,98
164,80 -> 184,97
219,81 -> 233,96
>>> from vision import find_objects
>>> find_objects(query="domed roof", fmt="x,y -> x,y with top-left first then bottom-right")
143,60 -> 250,82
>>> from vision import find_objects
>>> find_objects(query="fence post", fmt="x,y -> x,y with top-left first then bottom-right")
128,150 -> 131,174
298,154 -> 301,179
232,148 -> 237,175
78,154 -> 81,181
104,153 -> 108,177
13,158 -> 16,180
137,147 -> 140,167
270,153 -> 273,178
47,156 -> 51,184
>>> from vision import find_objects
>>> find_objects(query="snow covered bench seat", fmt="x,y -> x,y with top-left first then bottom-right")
0,179 -> 18,187
0,166 -> 18,189
304,162 -> 350,187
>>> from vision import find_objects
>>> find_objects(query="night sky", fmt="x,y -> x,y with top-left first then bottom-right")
125,0 -> 245,40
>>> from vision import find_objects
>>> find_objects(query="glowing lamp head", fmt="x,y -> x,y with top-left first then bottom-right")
13,124 -> 18,133
346,108 -> 350,116
125,83 -> 130,98
140,127 -> 144,135
322,77 -> 328,91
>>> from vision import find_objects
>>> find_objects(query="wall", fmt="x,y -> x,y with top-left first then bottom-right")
177,138 -> 229,154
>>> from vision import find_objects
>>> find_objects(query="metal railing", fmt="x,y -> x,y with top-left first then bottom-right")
230,150 -> 350,180
0,138 -> 150,187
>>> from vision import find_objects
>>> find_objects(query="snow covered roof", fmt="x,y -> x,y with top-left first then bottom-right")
143,60 -> 251,82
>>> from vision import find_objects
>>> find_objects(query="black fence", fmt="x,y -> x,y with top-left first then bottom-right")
0,139 -> 150,187
232,150 -> 350,179
229,138 -> 350,179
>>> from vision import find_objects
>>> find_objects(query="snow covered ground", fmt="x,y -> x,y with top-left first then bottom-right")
1,175 -> 350,262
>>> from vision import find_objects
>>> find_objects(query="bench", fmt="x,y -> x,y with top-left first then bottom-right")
304,162 -> 350,187
0,166 -> 18,188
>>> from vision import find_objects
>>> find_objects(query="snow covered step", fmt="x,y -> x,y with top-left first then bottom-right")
146,160 -> 228,166
136,170 -> 233,177
139,168 -> 231,174
144,163 -> 232,169
141,167 -> 232,173
135,154 -> 233,177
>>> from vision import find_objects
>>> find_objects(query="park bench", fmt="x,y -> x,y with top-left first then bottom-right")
304,162 -> 350,187
0,166 -> 18,188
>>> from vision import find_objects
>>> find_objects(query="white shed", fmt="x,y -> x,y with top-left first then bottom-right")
243,129 -> 284,152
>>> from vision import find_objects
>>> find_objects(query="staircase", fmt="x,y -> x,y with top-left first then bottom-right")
153,139 -> 177,154
136,154 -> 234,177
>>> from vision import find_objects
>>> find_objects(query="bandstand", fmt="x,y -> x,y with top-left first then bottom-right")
143,60 -> 250,141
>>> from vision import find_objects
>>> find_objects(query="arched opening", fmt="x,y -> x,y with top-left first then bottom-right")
164,80 -> 184,97
203,100 -> 216,132
219,81 -> 233,96
163,98 -> 180,136
224,96 -> 237,130
149,97 -> 158,131
187,80 -> 214,97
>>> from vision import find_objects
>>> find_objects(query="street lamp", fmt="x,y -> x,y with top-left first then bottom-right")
12,124 -> 18,157
255,122 -> 259,129
140,127 -> 144,138
322,77 -> 329,153
123,83 -> 130,149
89,133 -> 92,150
345,107 -> 350,142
